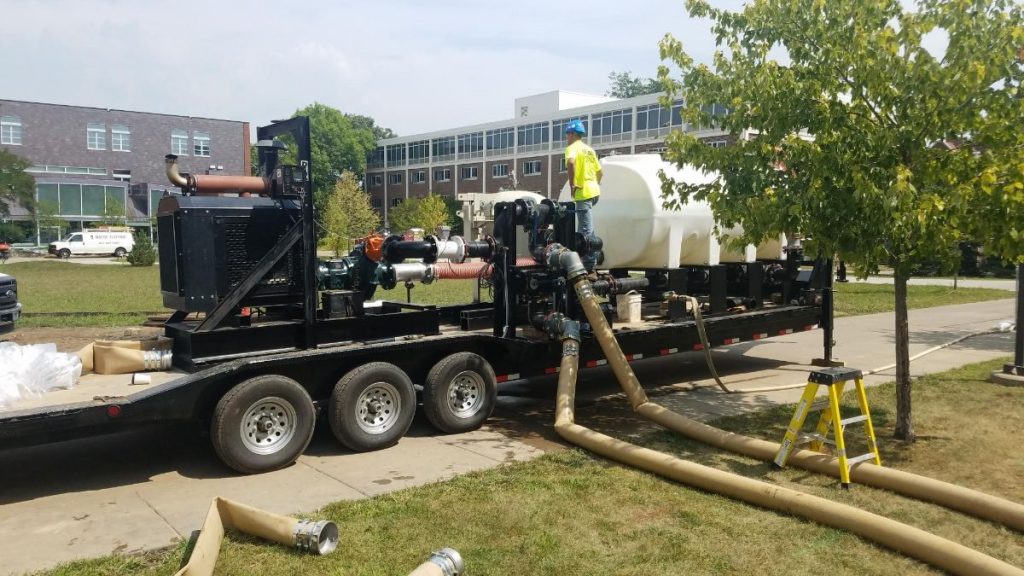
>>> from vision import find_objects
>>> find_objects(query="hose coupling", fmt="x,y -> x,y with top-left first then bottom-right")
142,349 -> 173,371
426,547 -> 464,576
543,243 -> 586,281
293,519 -> 339,555
543,313 -> 581,343
562,339 -> 580,357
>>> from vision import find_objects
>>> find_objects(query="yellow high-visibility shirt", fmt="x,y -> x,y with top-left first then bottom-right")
565,140 -> 601,201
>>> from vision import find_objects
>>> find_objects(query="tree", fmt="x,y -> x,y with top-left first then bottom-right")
35,200 -> 67,240
126,229 -> 156,266
291,103 -> 379,210
389,195 -> 451,236
321,171 -> 379,256
658,0 -> 1024,441
97,197 -> 126,227
606,70 -> 662,98
0,149 -> 35,216
346,113 -> 397,140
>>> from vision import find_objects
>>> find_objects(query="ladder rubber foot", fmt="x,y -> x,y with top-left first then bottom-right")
840,483 -> 851,491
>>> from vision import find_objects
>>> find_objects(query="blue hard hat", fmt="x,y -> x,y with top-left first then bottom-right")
565,119 -> 586,135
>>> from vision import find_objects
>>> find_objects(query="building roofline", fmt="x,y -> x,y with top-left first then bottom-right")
376,91 -> 668,146
0,98 -> 247,125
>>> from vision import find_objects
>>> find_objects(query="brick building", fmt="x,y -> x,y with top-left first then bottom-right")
364,90 -> 731,225
0,99 -> 249,243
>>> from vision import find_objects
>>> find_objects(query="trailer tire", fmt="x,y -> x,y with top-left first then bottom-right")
210,374 -> 315,474
329,362 -> 415,452
423,352 -> 497,434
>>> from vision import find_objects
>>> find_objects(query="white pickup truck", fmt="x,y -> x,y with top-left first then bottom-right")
0,271 -> 20,334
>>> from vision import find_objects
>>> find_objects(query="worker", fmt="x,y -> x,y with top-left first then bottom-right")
564,119 -> 602,271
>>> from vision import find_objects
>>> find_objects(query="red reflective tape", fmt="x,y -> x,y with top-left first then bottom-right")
624,353 -> 644,361
753,332 -> 768,340
585,359 -> 608,368
544,367 -> 560,374
804,324 -> 818,331
724,337 -> 740,345
693,343 -> 705,351
779,328 -> 794,335
660,347 -> 679,356
496,374 -> 509,383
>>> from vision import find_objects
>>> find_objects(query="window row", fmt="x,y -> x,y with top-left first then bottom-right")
369,158 -> 560,187
0,116 -> 214,157
35,183 -> 127,217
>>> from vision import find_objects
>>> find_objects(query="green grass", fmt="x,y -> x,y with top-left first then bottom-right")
3,260 -> 1011,328
36,358 -> 1024,575
832,281 -> 1011,317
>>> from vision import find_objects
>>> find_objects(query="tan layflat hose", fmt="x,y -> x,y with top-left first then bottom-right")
552,315 -> 1023,576
406,548 -> 464,576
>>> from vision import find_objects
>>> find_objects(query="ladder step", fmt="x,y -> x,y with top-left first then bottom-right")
846,453 -> 877,466
797,433 -> 833,446
840,415 -> 869,426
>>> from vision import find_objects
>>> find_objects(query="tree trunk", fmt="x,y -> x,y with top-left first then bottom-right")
893,268 -> 915,442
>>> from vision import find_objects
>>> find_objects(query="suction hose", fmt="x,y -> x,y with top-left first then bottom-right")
550,274 -> 1024,576
175,498 -> 338,576
656,297 -> 1024,531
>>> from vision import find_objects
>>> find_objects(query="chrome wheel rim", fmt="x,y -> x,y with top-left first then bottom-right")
356,382 -> 401,434
240,396 -> 298,455
447,370 -> 485,418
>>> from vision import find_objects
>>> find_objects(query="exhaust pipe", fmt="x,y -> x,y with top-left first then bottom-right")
545,244 -> 1023,576
165,154 -> 270,196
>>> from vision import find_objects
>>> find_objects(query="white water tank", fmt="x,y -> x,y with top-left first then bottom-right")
557,154 -> 785,268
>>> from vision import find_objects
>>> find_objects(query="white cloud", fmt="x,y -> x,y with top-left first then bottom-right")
1,0 -> 730,135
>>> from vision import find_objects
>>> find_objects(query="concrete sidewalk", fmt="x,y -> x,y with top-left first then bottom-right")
850,275 -> 1016,290
0,298 -> 1017,575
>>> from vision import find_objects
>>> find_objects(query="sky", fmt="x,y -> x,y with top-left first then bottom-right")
0,0 -> 745,137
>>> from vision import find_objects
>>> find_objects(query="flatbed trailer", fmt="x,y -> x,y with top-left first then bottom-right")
0,118 -> 832,474
0,300 -> 821,452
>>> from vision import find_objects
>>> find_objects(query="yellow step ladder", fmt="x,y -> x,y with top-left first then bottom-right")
773,366 -> 881,488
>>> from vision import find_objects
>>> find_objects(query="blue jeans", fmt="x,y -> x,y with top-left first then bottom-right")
576,196 -> 599,270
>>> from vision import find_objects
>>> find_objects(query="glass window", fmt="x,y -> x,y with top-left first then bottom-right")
389,173 -> 403,185
0,116 -> 22,145
372,198 -> 383,209
559,158 -> 567,173
412,170 -> 426,184
591,109 -> 632,144
391,198 -> 404,207
516,122 -> 550,153
408,140 -> 429,166
368,146 -> 385,169
36,183 -> 59,206
150,189 -> 171,216
87,123 -> 106,150
522,160 -> 542,176
457,132 -> 484,160
111,124 -> 131,152
434,168 -> 451,182
485,127 -> 514,155
59,183 -> 82,215
491,163 -> 509,178
369,174 -> 383,187
461,166 -> 478,180
171,129 -> 189,155
432,136 -> 456,161
193,131 -> 210,157
82,184 -> 106,215
386,144 -> 406,166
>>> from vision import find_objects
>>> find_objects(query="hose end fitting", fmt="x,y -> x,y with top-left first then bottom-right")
427,547 -> 464,576
542,313 -> 581,343
293,519 -> 339,555
544,243 -> 586,281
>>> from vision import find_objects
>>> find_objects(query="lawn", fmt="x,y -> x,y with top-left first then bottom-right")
38,358 -> 1024,575
3,260 -> 1012,328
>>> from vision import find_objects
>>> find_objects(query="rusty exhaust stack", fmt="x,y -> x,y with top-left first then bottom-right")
165,154 -> 270,196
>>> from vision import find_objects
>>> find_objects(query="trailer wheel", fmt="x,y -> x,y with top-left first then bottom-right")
329,362 -> 415,452
423,352 -> 497,434
210,374 -> 315,474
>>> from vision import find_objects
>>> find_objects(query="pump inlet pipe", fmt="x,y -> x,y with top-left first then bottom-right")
166,155 -> 270,196
175,497 -> 338,576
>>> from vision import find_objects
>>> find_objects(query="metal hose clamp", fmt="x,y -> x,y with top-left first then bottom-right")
427,548 -> 464,576
142,349 -> 173,371
293,519 -> 339,555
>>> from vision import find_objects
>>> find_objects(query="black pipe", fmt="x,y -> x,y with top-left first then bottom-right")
465,239 -> 493,259
1005,263 -> 1024,375
382,237 -> 433,263
590,277 -> 650,297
